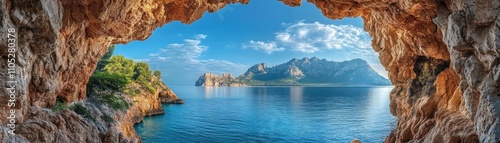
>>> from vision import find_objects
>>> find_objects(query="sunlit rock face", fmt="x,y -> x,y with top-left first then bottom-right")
0,0 -> 244,142
0,0 -> 498,142
292,0 -> 498,142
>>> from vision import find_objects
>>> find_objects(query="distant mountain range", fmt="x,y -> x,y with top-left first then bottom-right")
195,57 -> 391,86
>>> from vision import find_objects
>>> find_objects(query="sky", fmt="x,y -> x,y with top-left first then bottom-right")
114,0 -> 388,86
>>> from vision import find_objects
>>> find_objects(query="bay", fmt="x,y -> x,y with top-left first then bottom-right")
135,86 -> 396,143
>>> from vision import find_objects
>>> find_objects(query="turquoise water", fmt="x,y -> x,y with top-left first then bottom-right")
134,86 -> 396,143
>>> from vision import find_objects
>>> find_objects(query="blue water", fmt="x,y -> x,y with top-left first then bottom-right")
134,86 -> 396,143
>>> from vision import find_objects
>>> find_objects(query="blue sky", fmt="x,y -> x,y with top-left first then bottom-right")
115,0 -> 387,86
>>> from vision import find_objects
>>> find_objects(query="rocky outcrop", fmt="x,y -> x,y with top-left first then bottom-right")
240,58 -> 390,85
1,0 -> 234,142
130,76 -> 180,116
0,0 -> 498,143
0,75 -> 179,143
293,0 -> 498,142
159,87 -> 184,104
195,73 -> 246,86
244,63 -> 268,77
199,58 -> 390,86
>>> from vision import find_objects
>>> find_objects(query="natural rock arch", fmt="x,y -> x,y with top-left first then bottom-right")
0,0 -> 498,142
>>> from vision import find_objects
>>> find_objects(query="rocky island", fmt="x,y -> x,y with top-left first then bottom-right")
195,73 -> 247,86
196,57 -> 390,86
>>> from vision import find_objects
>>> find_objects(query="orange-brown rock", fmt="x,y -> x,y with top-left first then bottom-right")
350,139 -> 362,143
1,0 -> 239,142
195,73 -> 247,86
0,0 -> 498,143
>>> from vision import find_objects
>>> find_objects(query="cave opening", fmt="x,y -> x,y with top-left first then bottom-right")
4,0 -> 496,142
111,1 -> 397,143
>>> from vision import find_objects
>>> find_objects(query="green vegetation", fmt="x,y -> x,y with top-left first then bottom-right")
101,114 -> 114,123
146,86 -> 156,94
235,76 -> 302,86
152,70 -> 164,88
104,55 -> 135,79
95,92 -> 130,110
88,71 -> 130,91
153,70 -> 161,78
71,103 -> 94,121
95,45 -> 115,72
53,98 -> 67,112
133,62 -> 152,84
86,45 -> 168,110
124,88 -> 139,97
234,77 -> 345,86
133,62 -> 155,93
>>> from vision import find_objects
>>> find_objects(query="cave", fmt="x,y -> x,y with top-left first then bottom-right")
408,56 -> 450,100
0,0 -> 498,142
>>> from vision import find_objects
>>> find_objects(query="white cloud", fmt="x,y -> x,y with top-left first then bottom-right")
243,21 -> 387,78
146,34 -> 248,85
243,41 -> 284,54
275,21 -> 372,53
159,39 -> 207,62
245,21 -> 373,55
194,34 -> 207,39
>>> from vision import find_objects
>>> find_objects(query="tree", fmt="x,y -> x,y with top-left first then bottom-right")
87,71 -> 130,91
103,55 -> 135,80
95,45 -> 115,71
133,62 -> 152,85
153,70 -> 161,78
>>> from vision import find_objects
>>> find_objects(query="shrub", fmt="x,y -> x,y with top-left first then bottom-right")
71,103 -> 94,121
53,98 -> 66,112
96,92 -> 130,110
95,45 -> 115,72
124,88 -> 139,97
88,72 -> 130,92
103,55 -> 135,79
101,114 -> 114,123
133,62 -> 152,86
146,85 -> 156,94
153,70 -> 161,78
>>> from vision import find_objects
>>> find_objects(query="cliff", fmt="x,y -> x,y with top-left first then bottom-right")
0,0 -> 498,142
197,58 -> 390,86
246,58 -> 390,85
195,73 -> 247,86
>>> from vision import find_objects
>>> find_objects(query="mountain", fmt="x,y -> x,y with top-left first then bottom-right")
195,57 -> 390,86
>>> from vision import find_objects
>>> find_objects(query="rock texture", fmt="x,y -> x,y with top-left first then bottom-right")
242,57 -> 390,85
0,75 -> 179,143
289,0 -> 498,142
0,0 -> 242,142
198,58 -> 390,86
195,73 -> 246,86
159,87 -> 184,104
0,0 -> 498,142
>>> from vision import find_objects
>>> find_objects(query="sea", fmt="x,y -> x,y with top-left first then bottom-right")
134,86 -> 396,143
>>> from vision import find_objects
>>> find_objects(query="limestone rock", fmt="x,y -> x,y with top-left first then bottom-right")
225,58 -> 390,85
350,139 -> 362,143
0,0 -> 499,142
244,63 -> 268,77
195,73 -> 246,86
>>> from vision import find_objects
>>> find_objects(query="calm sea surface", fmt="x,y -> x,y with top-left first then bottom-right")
134,86 -> 396,143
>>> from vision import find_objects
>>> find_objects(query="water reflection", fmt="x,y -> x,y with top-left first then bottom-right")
199,86 -> 239,98
290,87 -> 304,108
136,86 -> 396,143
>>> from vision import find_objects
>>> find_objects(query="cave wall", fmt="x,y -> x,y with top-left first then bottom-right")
0,0 -> 498,142
287,0 -> 499,142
